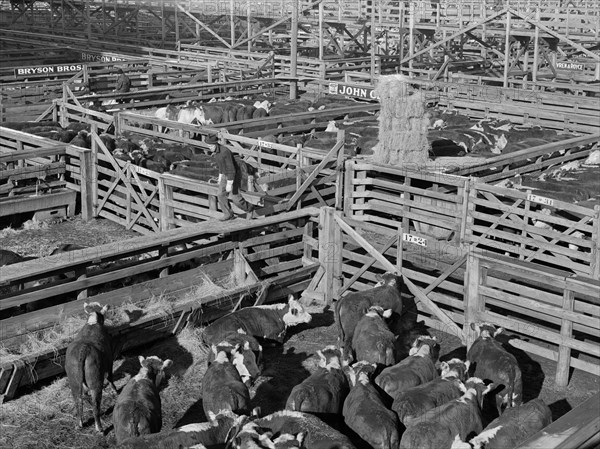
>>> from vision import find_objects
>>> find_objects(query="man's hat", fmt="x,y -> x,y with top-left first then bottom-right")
205,135 -> 219,145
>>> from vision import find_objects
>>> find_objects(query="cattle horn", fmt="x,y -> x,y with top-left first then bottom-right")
138,355 -> 146,365
382,308 -> 392,318
162,359 -> 173,369
100,304 -> 109,315
493,327 -> 504,337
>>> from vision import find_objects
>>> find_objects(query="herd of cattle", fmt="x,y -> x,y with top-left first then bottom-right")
58,272 -> 552,449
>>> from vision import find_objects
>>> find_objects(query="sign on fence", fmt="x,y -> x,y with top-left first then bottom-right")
403,233 -> 427,247
556,61 -> 585,71
329,82 -> 379,100
527,193 -> 555,207
14,64 -> 85,78
80,52 -> 127,63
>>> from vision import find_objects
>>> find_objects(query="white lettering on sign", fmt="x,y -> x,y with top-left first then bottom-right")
80,52 -> 126,63
527,194 -> 554,207
14,64 -> 85,78
130,165 -> 155,178
257,139 -> 273,149
328,82 -> 379,100
403,233 -> 427,247
556,61 -> 584,71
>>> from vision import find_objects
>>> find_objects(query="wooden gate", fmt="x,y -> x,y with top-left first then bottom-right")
465,182 -> 599,278
91,132 -> 160,234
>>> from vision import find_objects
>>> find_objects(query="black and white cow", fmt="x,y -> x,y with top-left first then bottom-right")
335,272 -> 417,361
202,295 -> 312,346
467,323 -> 523,416
400,378 -> 494,449
207,331 -> 263,385
375,336 -> 440,399
64,302 -> 118,433
351,306 -> 400,367
202,345 -> 251,418
285,346 -> 349,417
343,361 -> 401,449
231,411 -> 357,449
113,355 -> 172,444
450,398 -> 552,449
118,410 -> 250,449
393,358 -> 470,425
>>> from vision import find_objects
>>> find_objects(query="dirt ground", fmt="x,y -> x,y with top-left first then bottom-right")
0,216 -> 598,449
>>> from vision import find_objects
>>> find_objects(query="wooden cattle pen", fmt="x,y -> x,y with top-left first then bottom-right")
0,128 -> 87,220
0,208 -> 322,402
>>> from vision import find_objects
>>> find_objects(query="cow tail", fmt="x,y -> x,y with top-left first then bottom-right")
77,345 -> 91,425
128,409 -> 141,438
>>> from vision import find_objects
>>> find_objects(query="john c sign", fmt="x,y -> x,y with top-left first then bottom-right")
14,63 -> 85,78
328,82 -> 379,100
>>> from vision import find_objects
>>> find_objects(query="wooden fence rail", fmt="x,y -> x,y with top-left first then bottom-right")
344,153 -> 600,278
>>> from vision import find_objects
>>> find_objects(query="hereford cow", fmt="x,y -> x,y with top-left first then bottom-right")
451,398 -> 552,449
201,295 -> 312,346
400,378 -> 494,449
467,323 -> 523,416
207,334 -> 263,385
113,355 -> 173,444
375,336 -> 440,399
393,358 -> 470,425
118,410 -> 250,449
343,361 -> 401,449
286,346 -> 349,418
351,306 -> 400,367
335,272 -> 417,361
65,302 -> 118,433
233,411 -> 357,449
202,345 -> 251,418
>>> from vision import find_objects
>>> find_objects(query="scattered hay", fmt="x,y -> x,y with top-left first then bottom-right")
372,74 -> 431,168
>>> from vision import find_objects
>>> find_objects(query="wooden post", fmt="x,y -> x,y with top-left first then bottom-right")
343,159 -> 354,217
592,205 -> 600,280
318,207 -> 342,305
318,2 -> 324,60
370,3 -> 376,80
290,0 -> 298,98
463,250 -> 481,349
503,10 -> 511,88
233,249 -> 246,284
303,220 -> 315,264
91,128 -> 99,217
79,149 -> 94,222
159,246 -> 169,278
334,129 -> 345,211
532,8 -> 540,84
556,288 -> 574,387
158,176 -> 174,231
409,1 -> 415,75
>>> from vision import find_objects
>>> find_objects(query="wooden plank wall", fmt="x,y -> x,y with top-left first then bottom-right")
344,158 -> 600,278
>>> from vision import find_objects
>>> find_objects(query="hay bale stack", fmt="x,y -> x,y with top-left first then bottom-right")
373,75 -> 431,167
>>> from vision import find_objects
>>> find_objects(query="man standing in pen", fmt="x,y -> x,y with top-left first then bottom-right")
207,134 -> 256,221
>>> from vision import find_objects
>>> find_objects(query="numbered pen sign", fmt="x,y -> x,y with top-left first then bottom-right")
403,233 -> 427,247
257,140 -> 273,149
527,194 -> 554,207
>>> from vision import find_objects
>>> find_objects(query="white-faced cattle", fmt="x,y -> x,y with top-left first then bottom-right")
118,410 -> 250,449
285,346 -> 349,417
335,272 -> 417,361
64,302 -> 118,433
400,377 -> 494,449
375,336 -> 440,399
451,398 -> 552,449
393,358 -> 470,425
201,295 -> 312,346
351,306 -> 400,367
234,410 -> 357,449
206,331 -> 263,385
467,323 -> 523,416
113,355 -> 173,444
343,361 -> 401,449
202,345 -> 251,418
